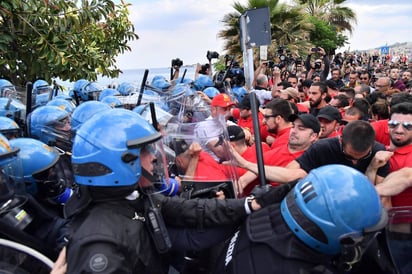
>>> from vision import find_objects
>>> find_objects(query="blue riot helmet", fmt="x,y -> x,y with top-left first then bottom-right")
0,79 -> 17,98
193,74 -> 213,91
0,97 -> 27,127
9,138 -> 72,204
151,75 -> 171,91
72,109 -> 172,194
71,79 -> 102,101
173,77 -> 193,85
98,88 -> 120,101
70,79 -> 89,101
0,116 -> 22,139
46,98 -> 76,113
70,100 -> 111,133
27,105 -> 72,152
54,93 -> 77,105
231,86 -> 247,104
33,79 -> 51,95
101,95 -> 123,108
117,82 -> 138,95
83,82 -> 103,101
281,164 -> 387,255
32,79 -> 52,108
203,87 -> 220,99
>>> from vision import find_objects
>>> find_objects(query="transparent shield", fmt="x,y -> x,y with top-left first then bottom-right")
173,93 -> 211,124
138,139 -> 172,196
164,118 -> 239,198
386,206 -> 412,273
0,238 -> 53,274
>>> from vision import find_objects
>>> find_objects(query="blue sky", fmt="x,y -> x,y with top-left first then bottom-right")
115,0 -> 412,70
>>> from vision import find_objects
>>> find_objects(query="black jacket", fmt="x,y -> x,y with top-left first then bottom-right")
65,188 -> 247,274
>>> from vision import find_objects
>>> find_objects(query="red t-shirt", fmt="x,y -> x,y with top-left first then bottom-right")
239,142 -> 271,196
237,112 -> 264,135
297,103 -> 309,113
371,119 -> 389,147
327,130 -> 341,138
270,127 -> 291,149
194,152 -> 231,181
263,144 -> 305,186
390,143 -> 412,207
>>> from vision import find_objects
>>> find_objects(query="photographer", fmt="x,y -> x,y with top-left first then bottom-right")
171,58 -> 184,82
304,47 -> 330,82
195,50 -> 219,81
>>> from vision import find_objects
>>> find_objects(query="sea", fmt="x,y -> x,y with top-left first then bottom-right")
58,65 -> 197,90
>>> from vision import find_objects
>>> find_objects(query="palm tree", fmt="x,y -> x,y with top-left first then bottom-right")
295,0 -> 357,34
218,0 -> 312,63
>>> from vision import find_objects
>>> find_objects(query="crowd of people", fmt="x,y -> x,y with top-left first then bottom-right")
0,46 -> 411,274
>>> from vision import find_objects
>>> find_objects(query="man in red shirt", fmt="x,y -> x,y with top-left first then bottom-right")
371,93 -> 412,148
262,97 -> 293,149
238,113 -> 320,194
379,102 -> 412,273
233,93 -> 272,145
227,125 -> 270,197
385,102 -> 412,208
173,139 -> 231,182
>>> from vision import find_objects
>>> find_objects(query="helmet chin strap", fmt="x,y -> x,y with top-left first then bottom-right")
141,168 -> 159,183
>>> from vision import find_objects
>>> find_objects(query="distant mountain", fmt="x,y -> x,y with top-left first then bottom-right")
356,42 -> 412,55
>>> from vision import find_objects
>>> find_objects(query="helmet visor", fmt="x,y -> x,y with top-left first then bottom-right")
138,139 -> 171,195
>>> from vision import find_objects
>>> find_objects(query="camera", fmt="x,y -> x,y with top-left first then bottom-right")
311,47 -> 320,53
171,58 -> 183,68
314,61 -> 322,70
207,51 -> 219,61
277,46 -> 284,55
295,57 -> 303,65
267,61 -> 275,68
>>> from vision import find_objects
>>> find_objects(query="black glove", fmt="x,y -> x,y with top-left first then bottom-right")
251,180 -> 298,208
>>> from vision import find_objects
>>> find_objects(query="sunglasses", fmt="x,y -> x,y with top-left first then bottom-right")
341,142 -> 372,161
360,77 -> 369,80
388,120 -> 412,131
263,114 -> 280,119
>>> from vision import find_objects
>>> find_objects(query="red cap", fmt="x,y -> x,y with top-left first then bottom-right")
211,94 -> 236,108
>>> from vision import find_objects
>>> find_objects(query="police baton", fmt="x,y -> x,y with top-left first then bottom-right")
249,93 -> 266,186
137,69 -> 149,106
25,82 -> 33,118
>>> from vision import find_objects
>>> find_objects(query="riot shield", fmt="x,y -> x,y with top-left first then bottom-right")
386,206 -> 412,273
0,238 -> 53,273
165,117 -> 240,199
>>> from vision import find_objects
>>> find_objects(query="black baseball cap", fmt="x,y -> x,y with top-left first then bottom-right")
289,113 -> 320,133
227,125 -> 245,141
238,93 -> 259,110
317,106 -> 342,122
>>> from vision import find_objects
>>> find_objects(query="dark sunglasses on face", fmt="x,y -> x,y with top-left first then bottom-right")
388,120 -> 412,131
341,142 -> 372,161
263,114 -> 280,119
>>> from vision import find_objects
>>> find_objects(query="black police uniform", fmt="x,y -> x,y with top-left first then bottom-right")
213,202 -> 397,274
65,186 -> 248,274
213,203 -> 338,274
